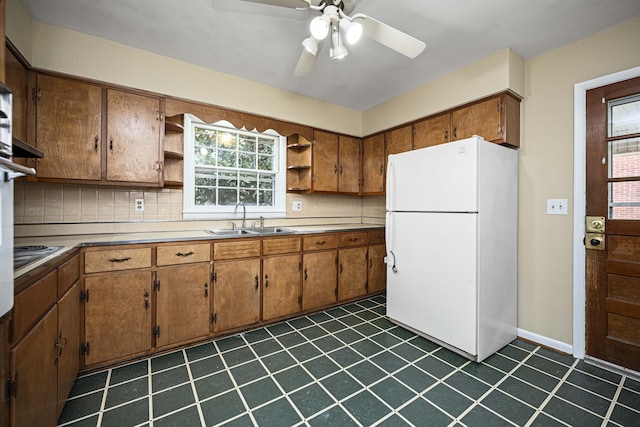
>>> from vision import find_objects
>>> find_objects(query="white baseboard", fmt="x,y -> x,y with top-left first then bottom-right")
517,328 -> 573,355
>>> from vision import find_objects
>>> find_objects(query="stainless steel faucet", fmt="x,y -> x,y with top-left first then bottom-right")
234,202 -> 246,228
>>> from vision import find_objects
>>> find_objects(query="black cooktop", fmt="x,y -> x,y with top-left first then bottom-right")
14,245 -> 65,270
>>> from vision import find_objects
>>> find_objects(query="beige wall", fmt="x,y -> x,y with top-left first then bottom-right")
516,16 -> 640,344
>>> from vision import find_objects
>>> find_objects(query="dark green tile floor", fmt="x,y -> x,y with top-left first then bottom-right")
58,295 -> 640,426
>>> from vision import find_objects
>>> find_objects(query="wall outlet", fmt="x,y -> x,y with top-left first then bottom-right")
134,198 -> 145,212
547,198 -> 568,215
292,201 -> 302,212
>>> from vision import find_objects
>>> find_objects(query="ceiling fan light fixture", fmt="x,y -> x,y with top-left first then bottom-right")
310,15 -> 330,40
340,19 -> 362,44
302,37 -> 318,55
330,28 -> 348,59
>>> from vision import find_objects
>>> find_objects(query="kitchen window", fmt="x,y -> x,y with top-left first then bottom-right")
183,115 -> 286,219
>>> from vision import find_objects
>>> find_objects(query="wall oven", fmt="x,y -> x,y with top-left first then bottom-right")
0,82 -> 36,318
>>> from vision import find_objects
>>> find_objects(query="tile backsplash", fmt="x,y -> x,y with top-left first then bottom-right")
14,182 -> 385,225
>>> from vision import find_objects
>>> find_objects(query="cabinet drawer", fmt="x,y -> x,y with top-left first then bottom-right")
303,234 -> 338,251
214,240 -> 261,260
58,253 -> 80,297
262,237 -> 301,256
12,270 -> 57,343
157,243 -> 210,266
367,229 -> 385,245
84,247 -> 152,273
338,232 -> 368,247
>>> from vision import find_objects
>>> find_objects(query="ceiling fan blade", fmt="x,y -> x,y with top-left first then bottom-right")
238,0 -> 310,9
352,14 -> 426,59
294,48 -> 318,77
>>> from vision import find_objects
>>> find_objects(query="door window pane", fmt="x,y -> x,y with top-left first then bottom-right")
609,138 -> 640,179
609,94 -> 640,137
609,181 -> 640,219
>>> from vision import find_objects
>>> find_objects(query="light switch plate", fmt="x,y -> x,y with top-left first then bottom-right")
547,198 -> 568,215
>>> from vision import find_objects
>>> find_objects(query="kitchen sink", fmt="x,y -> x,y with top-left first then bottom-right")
208,229 -> 250,236
245,227 -> 295,235
208,227 -> 295,236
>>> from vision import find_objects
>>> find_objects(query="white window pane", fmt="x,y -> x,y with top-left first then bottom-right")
609,95 -> 640,137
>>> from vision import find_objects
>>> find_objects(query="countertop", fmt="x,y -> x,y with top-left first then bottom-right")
14,223 -> 384,279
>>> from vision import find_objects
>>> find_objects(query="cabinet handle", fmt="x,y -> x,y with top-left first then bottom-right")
453,127 -> 457,139
109,138 -> 114,152
379,164 -> 383,174
144,291 -> 149,309
340,165 -> 343,175
265,274 -> 269,288
316,241 -> 326,246
304,268 -> 308,281
334,164 -> 337,174
369,258 -> 373,269
176,251 -> 194,257
445,129 -> 449,141
339,263 -> 343,274
255,275 -> 259,289
94,136 -> 99,151
349,237 -> 359,242
204,283 -> 208,298
108,257 -> 131,263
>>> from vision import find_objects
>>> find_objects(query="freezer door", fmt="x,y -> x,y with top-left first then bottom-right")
386,137 -> 479,212
386,211 -> 477,355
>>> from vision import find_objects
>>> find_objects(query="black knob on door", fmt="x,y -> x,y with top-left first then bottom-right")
590,239 -> 601,246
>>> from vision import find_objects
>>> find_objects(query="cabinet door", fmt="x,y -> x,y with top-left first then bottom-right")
156,264 -> 210,348
57,282 -> 81,416
384,126 -> 412,175
338,135 -> 361,194
362,134 -> 385,194
263,254 -> 301,321
213,259 -> 261,332
367,244 -> 387,294
35,74 -> 102,180
106,89 -> 162,184
302,251 -> 337,311
338,247 -> 368,301
10,306 -> 58,427
413,113 -> 450,149
84,271 -> 152,366
312,130 -> 338,192
451,96 -> 502,142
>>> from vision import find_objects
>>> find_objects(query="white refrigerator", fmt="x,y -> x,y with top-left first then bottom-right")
385,136 -> 518,362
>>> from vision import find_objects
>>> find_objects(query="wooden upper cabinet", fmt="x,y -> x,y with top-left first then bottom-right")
362,134 -> 385,194
5,47 -> 28,143
338,135 -> 361,194
33,74 -> 102,180
413,113 -> 450,150
451,92 -> 520,147
106,89 -> 162,184
385,125 -> 412,165
312,130 -> 339,192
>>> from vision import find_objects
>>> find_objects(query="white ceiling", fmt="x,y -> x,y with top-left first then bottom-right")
19,0 -> 640,111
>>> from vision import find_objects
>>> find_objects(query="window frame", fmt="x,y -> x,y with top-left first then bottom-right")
182,115 -> 287,220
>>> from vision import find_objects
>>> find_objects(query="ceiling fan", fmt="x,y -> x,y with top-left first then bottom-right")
240,0 -> 427,76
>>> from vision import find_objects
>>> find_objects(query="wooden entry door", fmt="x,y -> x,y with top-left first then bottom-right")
585,76 -> 640,372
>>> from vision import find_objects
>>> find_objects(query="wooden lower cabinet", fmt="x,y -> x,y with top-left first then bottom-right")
156,263 -> 210,348
263,254 -> 302,321
84,271 -> 153,366
338,247 -> 368,300
9,282 -> 80,427
10,306 -> 58,427
213,259 -> 261,332
302,251 -> 337,311
56,283 -> 81,415
367,244 -> 387,294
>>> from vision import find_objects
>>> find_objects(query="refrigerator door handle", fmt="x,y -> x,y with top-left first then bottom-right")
389,250 -> 397,273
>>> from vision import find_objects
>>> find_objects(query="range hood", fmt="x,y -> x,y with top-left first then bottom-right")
12,137 -> 43,158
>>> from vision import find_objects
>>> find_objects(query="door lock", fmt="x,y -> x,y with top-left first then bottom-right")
585,233 -> 605,251
585,216 -> 605,233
